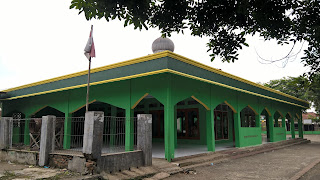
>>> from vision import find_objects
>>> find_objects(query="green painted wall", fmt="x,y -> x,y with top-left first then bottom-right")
0,72 -> 306,161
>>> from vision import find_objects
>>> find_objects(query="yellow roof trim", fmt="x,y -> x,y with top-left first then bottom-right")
3,51 -> 307,104
4,69 -> 308,109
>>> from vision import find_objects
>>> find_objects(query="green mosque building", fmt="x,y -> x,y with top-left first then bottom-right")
0,38 -> 308,162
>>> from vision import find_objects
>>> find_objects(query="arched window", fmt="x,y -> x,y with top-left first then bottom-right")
240,106 -> 256,127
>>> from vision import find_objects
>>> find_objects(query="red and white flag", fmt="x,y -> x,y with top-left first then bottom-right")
84,25 -> 96,60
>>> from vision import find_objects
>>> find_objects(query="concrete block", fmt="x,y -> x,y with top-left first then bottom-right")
137,114 -> 152,166
0,117 -> 13,149
68,156 -> 86,173
39,115 -> 55,166
83,111 -> 104,160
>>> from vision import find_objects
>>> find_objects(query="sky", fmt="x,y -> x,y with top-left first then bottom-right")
0,1 -> 312,109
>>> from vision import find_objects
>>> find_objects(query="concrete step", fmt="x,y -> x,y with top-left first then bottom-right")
102,166 -> 158,180
174,138 -> 310,170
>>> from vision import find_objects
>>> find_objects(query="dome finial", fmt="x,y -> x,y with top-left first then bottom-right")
152,37 -> 175,53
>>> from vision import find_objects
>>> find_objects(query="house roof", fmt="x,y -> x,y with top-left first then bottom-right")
0,51 -> 309,109
303,112 -> 320,120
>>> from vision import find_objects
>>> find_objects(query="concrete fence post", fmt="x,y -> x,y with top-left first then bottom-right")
39,115 -> 56,166
83,111 -> 104,173
137,114 -> 152,166
0,117 -> 13,149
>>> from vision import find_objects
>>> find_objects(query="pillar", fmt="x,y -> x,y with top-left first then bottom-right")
282,116 -> 286,129
206,110 -> 215,151
290,116 -> 295,139
164,74 -> 175,162
83,111 -> 104,159
109,106 -> 117,147
137,114 -> 152,166
24,115 -> 31,145
234,112 -> 241,147
255,114 -> 261,128
63,113 -> 72,149
125,108 -> 134,151
268,114 -> 275,142
0,117 -> 13,149
39,115 -> 56,166
174,105 -> 177,148
298,113 -> 303,138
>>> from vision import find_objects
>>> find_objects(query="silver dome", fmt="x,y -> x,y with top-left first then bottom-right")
152,37 -> 175,53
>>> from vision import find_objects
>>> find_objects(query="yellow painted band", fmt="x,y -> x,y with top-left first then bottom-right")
31,105 -> 48,116
5,69 -> 308,109
224,101 -> 237,113
131,93 -> 149,109
263,107 -> 272,117
247,105 -> 258,115
70,99 -> 97,114
191,95 -> 210,110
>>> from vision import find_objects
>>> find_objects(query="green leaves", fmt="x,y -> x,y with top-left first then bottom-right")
70,0 -> 320,77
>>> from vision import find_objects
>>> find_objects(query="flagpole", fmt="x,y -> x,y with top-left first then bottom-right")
85,57 -> 91,112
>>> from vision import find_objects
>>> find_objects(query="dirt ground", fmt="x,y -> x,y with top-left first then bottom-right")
1,135 -> 320,179
166,135 -> 320,180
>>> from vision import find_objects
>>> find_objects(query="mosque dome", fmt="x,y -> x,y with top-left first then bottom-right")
152,37 -> 175,53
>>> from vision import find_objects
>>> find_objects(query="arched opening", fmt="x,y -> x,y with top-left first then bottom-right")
240,106 -> 257,127
214,103 -> 236,150
30,106 -> 65,151
285,113 -> 293,139
132,94 -> 164,157
70,101 -> 126,151
274,111 -> 283,127
174,97 -> 208,157
261,108 -> 271,143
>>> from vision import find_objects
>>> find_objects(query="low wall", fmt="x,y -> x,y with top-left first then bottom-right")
49,150 -> 144,173
0,149 -> 38,165
100,150 -> 144,173
239,127 -> 262,147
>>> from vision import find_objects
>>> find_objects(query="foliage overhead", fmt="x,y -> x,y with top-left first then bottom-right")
264,73 -> 320,113
70,0 -> 320,76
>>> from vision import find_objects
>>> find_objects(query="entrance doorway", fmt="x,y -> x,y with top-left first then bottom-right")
214,103 -> 235,150
177,108 -> 200,139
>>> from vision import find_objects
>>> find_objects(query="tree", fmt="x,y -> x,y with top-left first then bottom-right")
70,0 -> 320,76
264,73 -> 320,113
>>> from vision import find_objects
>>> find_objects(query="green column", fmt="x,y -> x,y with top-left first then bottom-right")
23,115 -> 31,145
206,110 -> 215,151
174,105 -> 177,149
164,75 -> 175,162
268,113 -> 275,142
23,114 -> 31,145
164,102 -> 174,161
255,114 -> 261,128
63,113 -> 72,149
298,113 -> 303,138
125,108 -> 134,151
234,112 -> 241,147
282,116 -> 285,129
110,106 -> 117,147
290,117 -> 295,139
